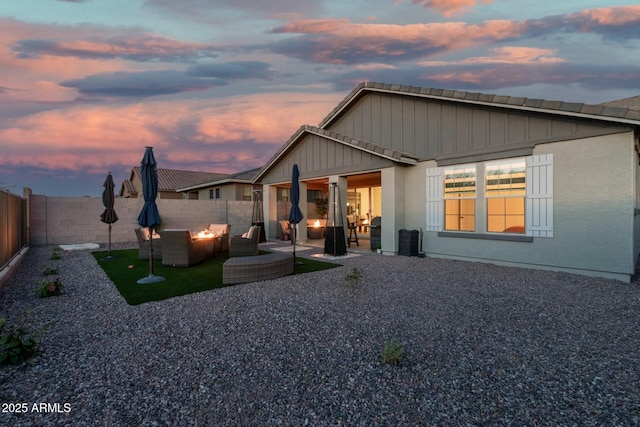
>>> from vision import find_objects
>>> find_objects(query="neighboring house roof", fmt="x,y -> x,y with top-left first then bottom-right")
119,179 -> 137,197
601,95 -> 640,111
149,168 -> 228,192
177,167 -> 263,192
119,167 -> 228,196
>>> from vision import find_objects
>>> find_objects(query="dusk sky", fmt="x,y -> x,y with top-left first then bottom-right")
2,1 -> 640,197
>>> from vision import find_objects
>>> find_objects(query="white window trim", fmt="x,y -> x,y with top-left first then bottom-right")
426,154 -> 553,238
526,154 -> 554,238
426,167 -> 443,231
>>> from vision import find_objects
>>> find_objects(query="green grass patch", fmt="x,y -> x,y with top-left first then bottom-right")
92,249 -> 340,306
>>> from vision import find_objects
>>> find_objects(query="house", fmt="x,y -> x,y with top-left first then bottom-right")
119,167 -> 227,199
176,167 -> 262,201
254,82 -> 640,282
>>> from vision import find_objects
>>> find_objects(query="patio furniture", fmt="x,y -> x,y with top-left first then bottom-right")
347,215 -> 359,247
279,220 -> 291,241
370,216 -> 381,251
135,227 -> 162,260
206,223 -> 231,252
229,226 -> 261,257
159,229 -> 208,267
307,218 -> 326,239
223,252 -> 293,284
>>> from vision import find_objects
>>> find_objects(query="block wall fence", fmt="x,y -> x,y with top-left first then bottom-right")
27,189 -> 255,246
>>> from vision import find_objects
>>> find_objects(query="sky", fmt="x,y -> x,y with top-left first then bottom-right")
2,0 -> 640,197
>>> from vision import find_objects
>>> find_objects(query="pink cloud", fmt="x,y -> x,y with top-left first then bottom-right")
412,0 -> 493,17
0,92 -> 342,173
271,18 -> 526,65
567,5 -> 640,29
0,19 -> 155,103
271,19 -> 350,34
420,46 -> 564,66
14,33 -> 218,62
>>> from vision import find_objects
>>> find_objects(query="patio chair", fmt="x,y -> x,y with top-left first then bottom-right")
206,223 -> 231,252
279,220 -> 291,241
135,227 -> 162,260
229,225 -> 261,257
159,229 -> 208,267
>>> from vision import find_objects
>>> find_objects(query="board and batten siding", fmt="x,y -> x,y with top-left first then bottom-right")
326,92 -> 621,163
260,132 -> 395,185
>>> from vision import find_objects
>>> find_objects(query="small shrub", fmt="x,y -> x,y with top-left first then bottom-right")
0,314 -> 47,366
381,338 -> 403,365
43,266 -> 60,276
49,247 -> 61,260
35,278 -> 64,298
345,267 -> 362,286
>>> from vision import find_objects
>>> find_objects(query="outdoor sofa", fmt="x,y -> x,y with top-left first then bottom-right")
229,226 -> 261,257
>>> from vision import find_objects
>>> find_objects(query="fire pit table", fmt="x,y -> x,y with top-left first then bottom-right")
308,226 -> 325,239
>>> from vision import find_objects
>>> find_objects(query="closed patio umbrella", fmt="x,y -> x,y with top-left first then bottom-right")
137,146 -> 165,284
289,164 -> 304,266
99,172 -> 118,260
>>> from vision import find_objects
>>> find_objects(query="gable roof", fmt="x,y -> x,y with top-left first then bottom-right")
177,167 -> 263,192
254,81 -> 640,185
125,167 -> 227,193
602,95 -> 640,111
151,168 -> 227,192
319,82 -> 640,129
119,179 -> 137,197
253,125 -> 418,183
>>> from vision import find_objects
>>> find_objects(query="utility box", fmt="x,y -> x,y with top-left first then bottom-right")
398,229 -> 419,256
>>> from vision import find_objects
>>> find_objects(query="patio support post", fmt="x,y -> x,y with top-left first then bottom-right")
297,181 -> 308,243
263,184 -> 278,239
381,166 -> 405,255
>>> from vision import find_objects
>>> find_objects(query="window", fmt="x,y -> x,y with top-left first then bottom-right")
242,186 -> 252,201
443,165 -> 476,231
308,189 -> 323,202
426,154 -> 553,238
209,189 -> 214,200
279,188 -> 290,203
486,159 -> 526,233
215,188 -> 220,199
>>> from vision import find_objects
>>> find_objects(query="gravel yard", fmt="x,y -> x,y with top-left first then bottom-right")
1,243 -> 639,426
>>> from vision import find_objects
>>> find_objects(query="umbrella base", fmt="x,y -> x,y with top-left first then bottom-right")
137,274 -> 166,284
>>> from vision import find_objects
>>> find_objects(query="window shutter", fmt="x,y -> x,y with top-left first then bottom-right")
526,154 -> 553,237
426,167 -> 443,231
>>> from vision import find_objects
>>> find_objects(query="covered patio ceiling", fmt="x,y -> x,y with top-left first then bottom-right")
293,172 -> 381,191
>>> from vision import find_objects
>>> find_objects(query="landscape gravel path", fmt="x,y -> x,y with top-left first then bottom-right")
1,243 -> 639,426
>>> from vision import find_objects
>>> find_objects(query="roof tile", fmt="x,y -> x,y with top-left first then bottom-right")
133,167 -> 227,192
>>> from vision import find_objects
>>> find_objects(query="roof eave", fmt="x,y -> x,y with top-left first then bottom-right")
319,82 -> 640,128
177,177 -> 257,192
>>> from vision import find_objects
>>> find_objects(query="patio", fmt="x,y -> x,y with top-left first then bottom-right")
1,241 -> 639,425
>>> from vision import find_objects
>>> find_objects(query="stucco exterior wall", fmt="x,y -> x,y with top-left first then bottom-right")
29,196 -> 253,246
423,131 -> 637,281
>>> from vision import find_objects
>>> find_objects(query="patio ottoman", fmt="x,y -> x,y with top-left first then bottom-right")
223,252 -> 294,284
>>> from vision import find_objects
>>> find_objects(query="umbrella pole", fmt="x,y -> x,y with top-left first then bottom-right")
108,223 -> 112,257
148,226 -> 155,276
137,226 -> 165,284
292,224 -> 303,266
